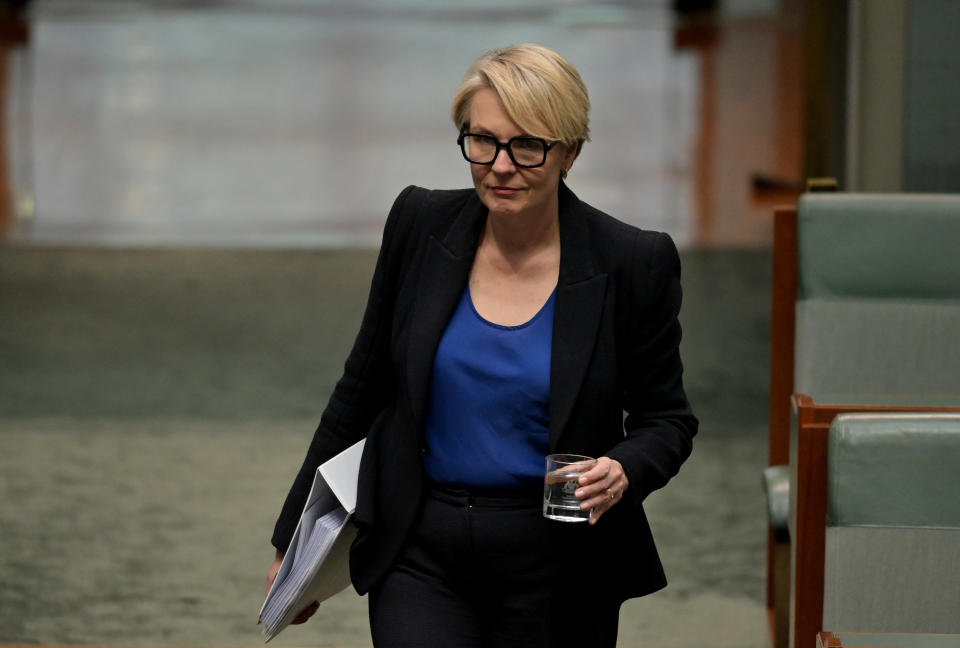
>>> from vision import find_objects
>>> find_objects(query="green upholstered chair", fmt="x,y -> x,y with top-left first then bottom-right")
792,193 -> 960,404
764,193 -> 960,648
822,414 -> 960,634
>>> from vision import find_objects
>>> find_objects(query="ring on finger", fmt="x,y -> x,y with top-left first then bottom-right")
606,487 -> 617,500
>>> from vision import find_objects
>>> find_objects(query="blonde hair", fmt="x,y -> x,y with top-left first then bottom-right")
451,44 -> 590,156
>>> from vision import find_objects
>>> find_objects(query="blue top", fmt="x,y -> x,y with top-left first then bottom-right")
423,285 -> 555,488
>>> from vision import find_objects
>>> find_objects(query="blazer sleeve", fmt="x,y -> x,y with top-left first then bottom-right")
270,185 -> 418,552
605,230 -> 698,506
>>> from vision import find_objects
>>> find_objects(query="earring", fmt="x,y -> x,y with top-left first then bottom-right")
561,168 -> 568,180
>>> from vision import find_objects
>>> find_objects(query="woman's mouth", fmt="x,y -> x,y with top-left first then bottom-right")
491,186 -> 520,196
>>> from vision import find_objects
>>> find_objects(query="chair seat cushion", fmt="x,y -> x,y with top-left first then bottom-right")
763,464 -> 790,539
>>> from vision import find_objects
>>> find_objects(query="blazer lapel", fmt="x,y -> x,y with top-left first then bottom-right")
549,184 -> 608,449
405,194 -> 486,439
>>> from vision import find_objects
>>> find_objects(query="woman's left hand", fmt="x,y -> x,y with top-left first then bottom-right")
574,457 -> 629,525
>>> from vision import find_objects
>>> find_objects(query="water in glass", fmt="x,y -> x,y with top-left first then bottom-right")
543,454 -> 595,522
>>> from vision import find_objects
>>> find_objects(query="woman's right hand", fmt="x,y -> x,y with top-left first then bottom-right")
264,550 -> 320,625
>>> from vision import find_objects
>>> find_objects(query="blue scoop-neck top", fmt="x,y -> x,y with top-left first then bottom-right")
423,285 -> 556,488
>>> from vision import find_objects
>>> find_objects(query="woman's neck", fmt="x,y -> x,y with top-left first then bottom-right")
479,210 -> 561,279
483,207 -> 560,257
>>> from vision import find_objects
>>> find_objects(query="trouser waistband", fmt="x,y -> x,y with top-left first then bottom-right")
425,480 -> 543,508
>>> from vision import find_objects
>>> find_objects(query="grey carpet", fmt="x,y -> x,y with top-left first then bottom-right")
0,246 -> 771,647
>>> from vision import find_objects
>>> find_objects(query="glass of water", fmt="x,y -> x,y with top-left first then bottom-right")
543,454 -> 597,522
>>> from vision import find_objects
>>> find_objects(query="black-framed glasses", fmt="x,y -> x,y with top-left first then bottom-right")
457,132 -> 557,168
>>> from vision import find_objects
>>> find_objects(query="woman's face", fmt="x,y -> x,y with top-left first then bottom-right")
466,88 -> 576,221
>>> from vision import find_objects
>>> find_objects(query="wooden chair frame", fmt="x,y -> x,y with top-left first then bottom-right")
766,206 -> 798,647
817,631 -> 960,648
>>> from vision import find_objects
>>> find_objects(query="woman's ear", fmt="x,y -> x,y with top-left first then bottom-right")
561,142 -> 579,177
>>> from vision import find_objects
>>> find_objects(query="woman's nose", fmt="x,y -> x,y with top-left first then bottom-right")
491,147 -> 516,173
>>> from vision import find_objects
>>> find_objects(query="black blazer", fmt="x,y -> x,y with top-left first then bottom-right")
272,182 -> 698,601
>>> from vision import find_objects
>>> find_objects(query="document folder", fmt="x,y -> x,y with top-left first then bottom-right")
259,439 -> 365,642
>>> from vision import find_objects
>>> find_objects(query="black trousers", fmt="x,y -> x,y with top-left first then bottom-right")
368,483 -> 620,648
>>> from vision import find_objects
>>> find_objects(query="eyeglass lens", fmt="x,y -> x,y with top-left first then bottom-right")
462,135 -> 546,167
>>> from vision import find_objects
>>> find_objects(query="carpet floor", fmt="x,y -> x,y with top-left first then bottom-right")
0,246 -> 772,647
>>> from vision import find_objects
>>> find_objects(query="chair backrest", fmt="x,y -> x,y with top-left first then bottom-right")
822,413 -> 960,633
793,193 -> 960,404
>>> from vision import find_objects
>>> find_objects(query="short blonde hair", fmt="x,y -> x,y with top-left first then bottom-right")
451,44 -> 591,155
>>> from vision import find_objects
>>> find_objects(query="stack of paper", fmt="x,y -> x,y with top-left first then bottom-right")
259,439 -> 365,642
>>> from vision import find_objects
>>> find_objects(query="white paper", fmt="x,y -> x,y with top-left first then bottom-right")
319,438 -> 364,514
259,439 -> 365,642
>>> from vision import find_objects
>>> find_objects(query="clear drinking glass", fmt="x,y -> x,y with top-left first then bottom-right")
543,454 -> 597,522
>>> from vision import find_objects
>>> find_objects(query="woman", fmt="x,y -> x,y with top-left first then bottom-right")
267,44 -> 697,647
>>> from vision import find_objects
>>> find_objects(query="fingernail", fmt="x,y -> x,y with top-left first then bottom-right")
579,476 -> 587,484
575,489 -> 583,498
